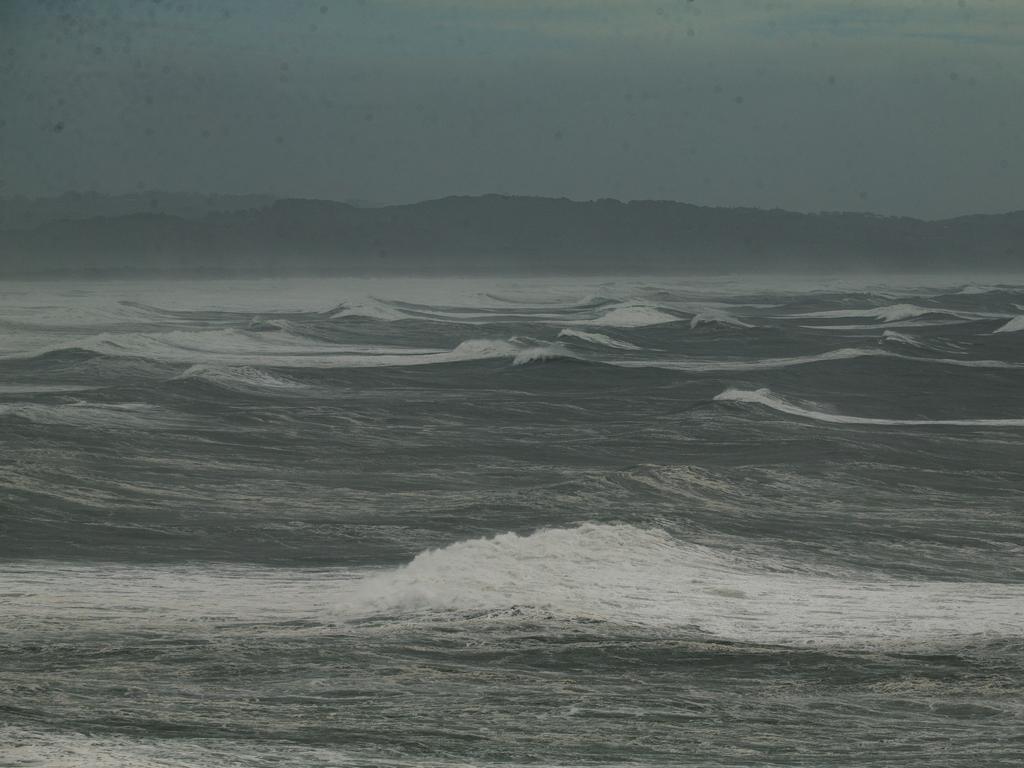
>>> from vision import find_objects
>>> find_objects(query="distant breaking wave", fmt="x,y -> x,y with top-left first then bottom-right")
347,523 -> 1024,649
994,316 -> 1024,334
879,330 -> 928,349
328,300 -> 413,322
40,329 -> 445,367
615,347 -> 1020,373
3,329 -> 573,369
557,328 -> 643,350
715,387 -> 1024,427
879,330 -> 966,355
786,303 -> 985,323
572,303 -> 684,328
174,365 -> 307,393
689,310 -> 754,329
9,330 -> 1018,374
329,297 -> 694,330
613,347 -> 887,372
446,338 -> 574,366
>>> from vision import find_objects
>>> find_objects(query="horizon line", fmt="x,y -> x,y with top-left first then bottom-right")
1,190 -> 1023,223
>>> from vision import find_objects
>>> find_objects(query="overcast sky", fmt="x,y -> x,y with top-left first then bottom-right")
1,0 -> 1022,218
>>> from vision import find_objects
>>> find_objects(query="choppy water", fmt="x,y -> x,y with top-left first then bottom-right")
3,276 -> 1024,767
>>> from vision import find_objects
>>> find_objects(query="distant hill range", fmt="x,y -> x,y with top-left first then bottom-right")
1,193 -> 1021,275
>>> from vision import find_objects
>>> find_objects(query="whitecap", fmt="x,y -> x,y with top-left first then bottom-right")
174,364 -> 307,392
346,523 -> 1024,650
6,329 -> 453,368
689,310 -> 754,329
786,303 -> 980,323
994,316 -> 1024,334
879,330 -> 966,354
328,299 -> 410,321
613,347 -> 889,372
714,387 -> 1024,427
880,330 -> 927,349
557,328 -> 642,350
512,343 -> 575,365
574,303 -> 683,328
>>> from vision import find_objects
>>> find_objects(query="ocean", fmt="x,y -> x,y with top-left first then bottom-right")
2,275 -> 1023,767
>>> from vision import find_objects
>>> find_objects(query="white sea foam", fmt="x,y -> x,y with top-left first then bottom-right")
617,347 -> 1019,372
0,726 -> 436,768
174,364 -> 307,392
613,347 -> 889,372
330,297 -> 572,325
6,329 -> 563,369
879,330 -> 967,355
556,328 -> 642,350
4,527 -> 1023,654
348,523 -> 1024,649
0,728 -> 225,768
994,316 -> 1024,333
446,338 -> 519,359
0,401 -> 177,429
689,310 -> 753,329
62,331 -> 568,369
441,337 -> 568,365
575,303 -> 683,328
511,344 -> 574,365
328,300 -> 411,321
880,330 -> 927,349
787,304 -> 977,323
799,319 -> 976,330
0,384 -> 96,394
714,387 -> 1024,427
11,328 -> 424,365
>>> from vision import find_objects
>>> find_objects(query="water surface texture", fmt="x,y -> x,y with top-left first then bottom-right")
3,277 -> 1024,767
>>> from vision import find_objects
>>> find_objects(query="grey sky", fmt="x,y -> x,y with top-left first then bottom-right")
1,0 -> 1022,218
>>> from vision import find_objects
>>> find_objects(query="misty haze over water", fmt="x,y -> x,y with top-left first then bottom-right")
2,3 -> 1024,768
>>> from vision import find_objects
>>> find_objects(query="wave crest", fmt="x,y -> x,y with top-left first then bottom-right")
557,328 -> 642,350
788,303 -> 977,323
347,523 -> 1024,649
579,303 -> 683,328
174,365 -> 306,392
714,387 -> 1024,427
689,310 -> 754,329
994,316 -> 1024,334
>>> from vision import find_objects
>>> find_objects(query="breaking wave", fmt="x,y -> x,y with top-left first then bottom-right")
173,365 -> 307,393
511,344 -> 574,366
787,303 -> 980,323
714,387 -> 1024,427
880,330 -> 928,349
994,316 -> 1024,334
614,347 -> 889,372
0,327 -> 573,370
689,310 -> 754,329
347,523 -> 1024,649
4,330 -> 571,369
557,328 -> 642,350
445,338 -> 573,366
879,330 -> 966,355
328,300 -> 411,322
616,346 -> 1021,373
2,328 -> 432,366
575,303 -> 684,328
